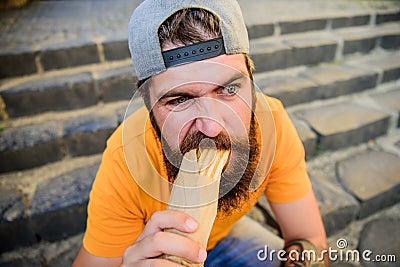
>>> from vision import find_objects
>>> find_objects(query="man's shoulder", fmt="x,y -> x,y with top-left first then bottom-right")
256,92 -> 285,112
106,106 -> 150,153
255,93 -> 287,124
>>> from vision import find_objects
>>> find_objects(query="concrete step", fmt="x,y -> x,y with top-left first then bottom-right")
291,82 -> 400,158
0,82 -> 399,251
336,22 -> 400,55
0,100 -> 129,173
294,101 -> 391,151
2,21 -> 398,120
296,131 -> 400,237
250,22 -> 400,73
1,129 -> 399,262
327,202 -> 400,267
0,99 -> 398,264
1,50 -> 399,173
0,232 -> 83,267
254,50 -> 400,107
0,2 -> 399,79
290,81 -> 400,154
1,21 -> 399,119
0,60 -> 136,119
2,205 -> 399,267
0,154 -> 101,254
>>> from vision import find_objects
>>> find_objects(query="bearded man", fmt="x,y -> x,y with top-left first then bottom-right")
73,1 -> 328,266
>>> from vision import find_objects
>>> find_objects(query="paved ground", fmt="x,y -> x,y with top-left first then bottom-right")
1,0 -> 399,52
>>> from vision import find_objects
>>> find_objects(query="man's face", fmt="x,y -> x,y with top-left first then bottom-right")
137,54 -> 262,213
148,54 -> 253,159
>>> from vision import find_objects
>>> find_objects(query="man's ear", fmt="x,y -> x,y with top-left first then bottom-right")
136,78 -> 151,99
138,89 -> 144,98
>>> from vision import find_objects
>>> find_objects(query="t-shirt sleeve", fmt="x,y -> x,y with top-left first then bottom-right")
82,137 -> 146,258
265,98 -> 312,203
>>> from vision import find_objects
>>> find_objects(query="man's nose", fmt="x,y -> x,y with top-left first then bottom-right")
195,117 -> 224,137
194,98 -> 224,137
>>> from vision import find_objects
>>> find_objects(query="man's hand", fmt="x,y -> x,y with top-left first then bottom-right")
72,210 -> 207,267
269,191 -> 329,266
121,210 -> 207,267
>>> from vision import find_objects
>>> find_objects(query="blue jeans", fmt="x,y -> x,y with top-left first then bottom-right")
205,216 -> 284,267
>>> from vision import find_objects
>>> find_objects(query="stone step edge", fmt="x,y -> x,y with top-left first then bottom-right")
0,63 -> 137,119
258,131 -> 400,234
2,20 -> 398,90
254,49 -> 400,108
0,82 -> 398,186
1,9 -> 399,79
1,81 -> 397,177
249,21 -> 400,73
1,21 -> 398,93
0,232 -> 83,267
0,58 -> 134,93
0,71 -> 394,146
286,79 -> 400,118
289,80 -> 400,156
0,100 -> 130,173
0,153 -> 101,253
2,48 -> 398,129
1,132 -> 399,257
0,57 -> 398,173
1,204 -> 399,266
0,58 -> 134,120
246,8 -> 400,39
1,26 -> 399,120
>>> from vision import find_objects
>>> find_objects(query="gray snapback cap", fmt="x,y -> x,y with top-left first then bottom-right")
128,0 -> 249,81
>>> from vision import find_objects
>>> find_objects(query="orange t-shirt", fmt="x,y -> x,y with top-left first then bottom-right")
83,94 -> 311,257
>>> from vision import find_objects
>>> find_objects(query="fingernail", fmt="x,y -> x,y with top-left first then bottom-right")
198,248 -> 207,262
185,218 -> 197,231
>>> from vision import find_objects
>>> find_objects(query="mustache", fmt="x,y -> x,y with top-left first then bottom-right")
179,131 -> 231,155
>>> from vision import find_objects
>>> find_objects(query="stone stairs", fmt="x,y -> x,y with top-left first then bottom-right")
1,1 -> 400,266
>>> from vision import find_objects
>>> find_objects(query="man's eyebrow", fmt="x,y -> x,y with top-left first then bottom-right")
220,73 -> 246,87
158,73 -> 247,101
159,91 -> 194,101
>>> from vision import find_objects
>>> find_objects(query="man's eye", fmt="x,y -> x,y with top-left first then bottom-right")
219,84 -> 239,96
168,96 -> 190,105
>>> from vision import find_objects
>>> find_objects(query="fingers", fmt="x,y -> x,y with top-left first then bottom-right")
123,231 -> 207,266
137,210 -> 198,242
132,258 -> 184,267
137,230 -> 207,261
122,210 -> 207,266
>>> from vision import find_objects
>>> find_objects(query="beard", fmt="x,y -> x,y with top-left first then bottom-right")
150,112 -> 261,217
